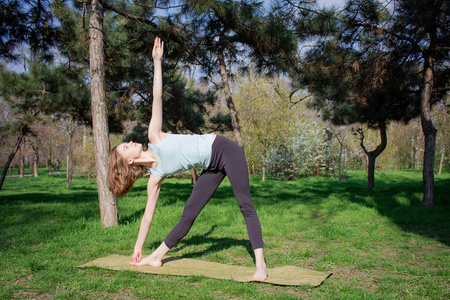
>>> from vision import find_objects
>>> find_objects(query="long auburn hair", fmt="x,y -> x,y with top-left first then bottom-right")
107,145 -> 145,196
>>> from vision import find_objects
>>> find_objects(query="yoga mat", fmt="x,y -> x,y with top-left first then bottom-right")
79,255 -> 331,286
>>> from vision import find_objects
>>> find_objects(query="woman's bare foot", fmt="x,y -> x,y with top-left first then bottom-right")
251,248 -> 268,281
252,266 -> 268,281
131,254 -> 162,267
130,242 -> 169,267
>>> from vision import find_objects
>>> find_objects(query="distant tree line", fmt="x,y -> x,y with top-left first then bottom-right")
0,0 -> 448,226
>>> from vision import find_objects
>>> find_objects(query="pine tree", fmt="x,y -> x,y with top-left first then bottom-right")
294,0 -> 422,189
1,0 -> 57,61
154,0 -> 297,149
387,0 -> 449,207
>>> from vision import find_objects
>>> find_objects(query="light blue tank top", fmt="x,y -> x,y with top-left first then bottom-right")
148,134 -> 214,178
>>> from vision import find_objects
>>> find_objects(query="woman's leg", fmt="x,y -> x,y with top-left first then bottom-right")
220,140 -> 264,250
164,170 -> 225,248
135,170 -> 225,267
218,137 -> 267,280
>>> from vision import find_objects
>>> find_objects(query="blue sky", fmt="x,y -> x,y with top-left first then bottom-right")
317,0 -> 346,8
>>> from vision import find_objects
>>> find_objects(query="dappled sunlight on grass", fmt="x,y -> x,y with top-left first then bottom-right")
0,170 -> 449,299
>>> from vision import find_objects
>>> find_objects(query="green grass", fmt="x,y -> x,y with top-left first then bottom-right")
1,169 -> 449,299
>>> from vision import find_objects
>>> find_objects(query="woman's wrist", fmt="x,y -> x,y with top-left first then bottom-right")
134,243 -> 142,252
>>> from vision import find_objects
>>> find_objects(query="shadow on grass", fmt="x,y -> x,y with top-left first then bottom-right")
119,208 -> 145,225
3,170 -> 449,253
0,192 -> 97,204
258,171 -> 450,247
145,225 -> 254,261
347,172 -> 449,246
125,171 -> 450,248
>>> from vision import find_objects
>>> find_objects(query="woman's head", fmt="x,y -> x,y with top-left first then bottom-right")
107,143 -> 145,196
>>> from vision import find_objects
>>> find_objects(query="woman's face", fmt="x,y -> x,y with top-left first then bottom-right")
116,141 -> 142,164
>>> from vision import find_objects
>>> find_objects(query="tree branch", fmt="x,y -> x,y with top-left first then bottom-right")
356,128 -> 369,155
101,1 -> 158,28
352,22 -> 423,53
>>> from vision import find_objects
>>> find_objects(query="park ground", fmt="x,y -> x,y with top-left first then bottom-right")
0,169 -> 449,299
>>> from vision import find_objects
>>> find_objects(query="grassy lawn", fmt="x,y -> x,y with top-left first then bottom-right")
0,169 -> 449,299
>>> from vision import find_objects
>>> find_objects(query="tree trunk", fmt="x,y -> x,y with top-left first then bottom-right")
83,125 -> 89,149
420,56 -> 436,207
30,139 -> 39,177
262,154 -> 266,181
47,135 -> 52,176
367,154 -> 376,190
0,131 -> 25,191
32,151 -> 38,177
190,168 -> 198,185
358,123 -> 387,190
89,0 -> 118,227
438,147 -> 444,176
19,138 -> 24,178
66,116 -> 74,188
416,144 -> 421,170
338,138 -> 344,183
217,37 -> 244,150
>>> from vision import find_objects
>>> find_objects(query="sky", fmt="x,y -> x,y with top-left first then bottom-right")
316,0 -> 346,8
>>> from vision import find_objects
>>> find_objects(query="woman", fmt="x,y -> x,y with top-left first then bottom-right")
107,37 -> 268,281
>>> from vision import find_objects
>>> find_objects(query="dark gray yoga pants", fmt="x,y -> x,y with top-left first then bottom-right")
164,135 -> 264,250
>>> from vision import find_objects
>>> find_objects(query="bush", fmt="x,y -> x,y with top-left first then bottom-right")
267,120 -> 334,180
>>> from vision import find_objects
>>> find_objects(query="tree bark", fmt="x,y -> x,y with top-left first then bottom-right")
411,137 -> 416,169
438,108 -> 448,176
420,55 -> 436,207
19,138 -> 24,178
438,148 -> 444,176
416,143 -> 421,170
217,37 -> 244,150
89,0 -> 118,227
190,168 -> 198,185
358,122 -> 387,190
0,131 -> 25,191
367,154 -> 376,190
336,135 -> 344,183
262,153 -> 266,181
66,116 -> 74,188
47,135 -> 52,176
30,138 -> 39,177
83,125 -> 89,149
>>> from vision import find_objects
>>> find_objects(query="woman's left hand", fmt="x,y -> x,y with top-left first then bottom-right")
130,249 -> 143,266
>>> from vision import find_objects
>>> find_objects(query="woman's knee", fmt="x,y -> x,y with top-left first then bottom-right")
238,201 -> 257,217
180,210 -> 197,224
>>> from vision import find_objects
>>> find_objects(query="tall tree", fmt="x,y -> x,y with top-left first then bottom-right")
134,69 -> 226,139
388,0 -> 449,206
89,0 -> 118,227
334,0 -> 449,204
0,62 -> 50,187
156,0 -> 296,149
295,1 -> 421,189
234,71 -> 295,180
0,123 -> 31,191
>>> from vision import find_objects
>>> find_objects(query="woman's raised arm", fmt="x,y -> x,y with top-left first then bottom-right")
148,37 -> 165,143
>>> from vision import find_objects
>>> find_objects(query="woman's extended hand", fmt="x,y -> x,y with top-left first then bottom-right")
130,249 -> 143,266
152,37 -> 164,61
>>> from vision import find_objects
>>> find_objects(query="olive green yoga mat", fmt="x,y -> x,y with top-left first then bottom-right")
79,255 -> 331,286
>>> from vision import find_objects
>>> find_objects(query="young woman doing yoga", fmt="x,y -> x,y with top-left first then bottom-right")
107,37 -> 268,281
